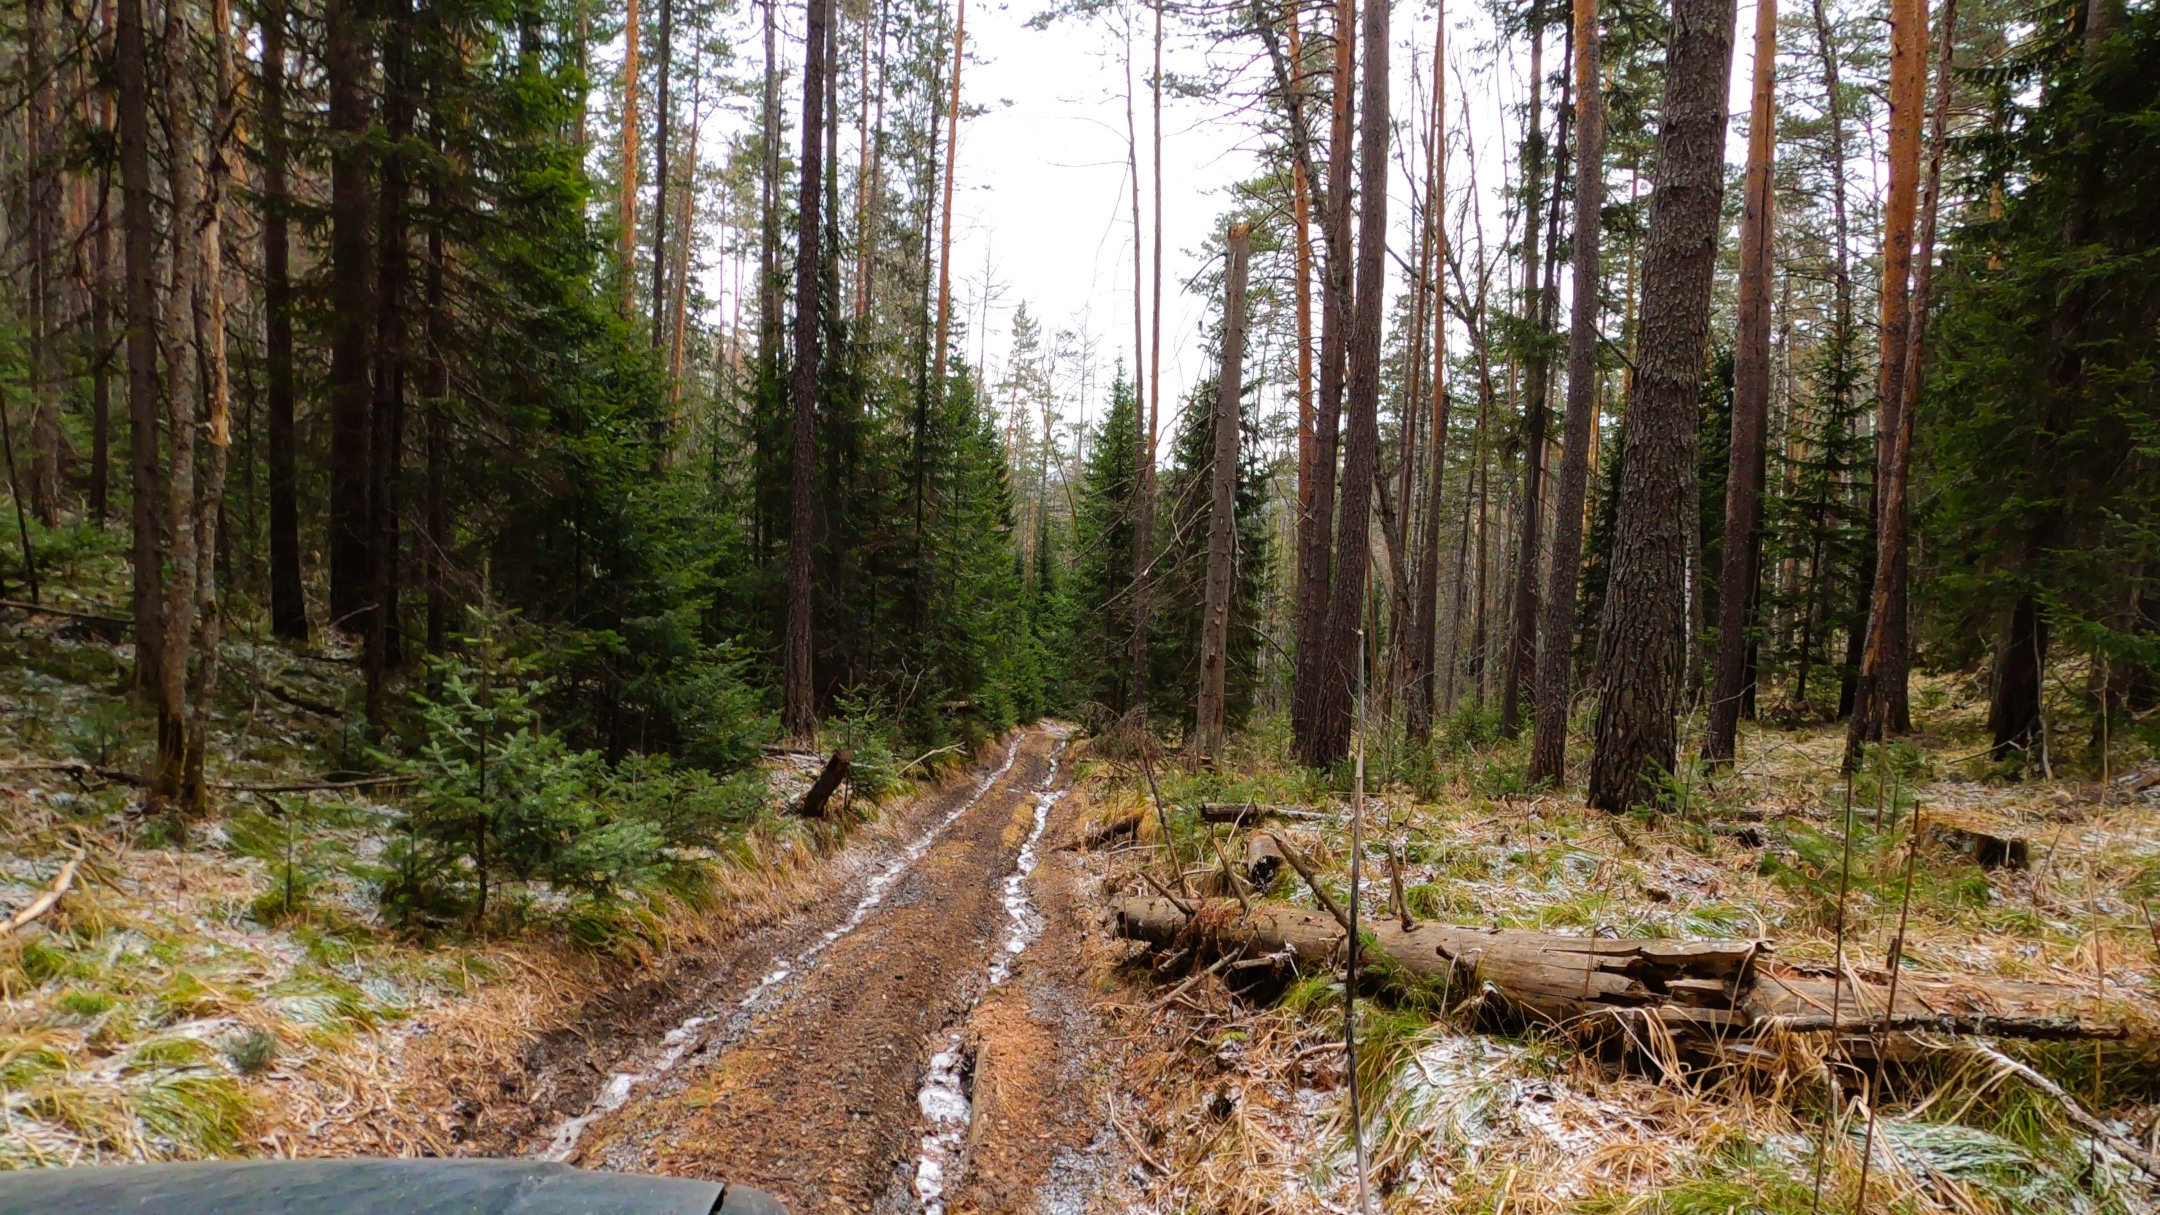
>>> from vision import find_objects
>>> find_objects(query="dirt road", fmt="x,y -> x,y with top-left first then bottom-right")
522,725 -> 1116,1214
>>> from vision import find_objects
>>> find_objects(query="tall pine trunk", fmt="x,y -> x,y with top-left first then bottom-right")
1585,0 -> 1737,812
1406,0 -> 1449,743
26,0 -> 63,525
260,0 -> 306,640
1529,0 -> 1604,787
1501,5 -> 1553,739
784,0 -> 833,738
118,0 -> 162,687
619,0 -> 642,305
1194,223 -> 1253,759
1855,0 -> 1928,739
1307,0 -> 1390,766
1292,0 -> 1357,757
1852,0 -> 1958,769
154,0 -> 203,802
183,0 -> 238,805
326,0 -> 374,635
650,0 -> 673,339
1130,0 -> 1166,716
1703,0 -> 1778,765
367,0 -> 416,730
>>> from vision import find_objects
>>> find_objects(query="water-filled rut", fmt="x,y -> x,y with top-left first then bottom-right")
557,725 -> 1084,1214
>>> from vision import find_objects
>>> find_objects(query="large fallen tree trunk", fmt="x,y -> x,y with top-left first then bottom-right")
1193,803 -> 1334,825
1113,897 -> 2132,1043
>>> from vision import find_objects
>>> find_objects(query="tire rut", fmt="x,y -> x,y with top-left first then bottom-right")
564,725 -> 1085,1214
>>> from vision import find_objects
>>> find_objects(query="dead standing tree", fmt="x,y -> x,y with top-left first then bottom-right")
1194,223 -> 1253,760
1529,0 -> 1604,787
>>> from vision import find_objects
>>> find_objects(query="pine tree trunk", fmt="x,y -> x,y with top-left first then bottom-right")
91,5 -> 118,526
1131,0 -> 1166,716
25,0 -> 63,526
1585,0 -> 1737,812
931,0 -> 964,397
1849,0 -> 1957,770
1122,19 -> 1146,718
1703,0 -> 1777,766
619,0 -> 642,306
1308,0 -> 1390,766
1529,0 -> 1604,787
1406,2 -> 1449,744
1292,0 -> 1357,759
759,0 -> 781,376
1500,8 -> 1551,739
326,0 -> 374,636
366,0 -> 416,731
1195,223 -> 1252,759
650,0 -> 673,340
154,0 -> 203,803
783,0 -> 832,739
1854,0 -> 1928,740
425,213 -> 450,654
260,0 -> 307,641
117,0 -> 162,687
1287,6 -> 1316,624
1801,0 -> 1853,719
1989,592 -> 2046,762
184,0 -> 238,809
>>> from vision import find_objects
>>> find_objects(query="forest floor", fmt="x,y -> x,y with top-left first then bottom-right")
9,557 -> 2160,1213
0,565 -> 1148,1211
1079,695 -> 2160,1213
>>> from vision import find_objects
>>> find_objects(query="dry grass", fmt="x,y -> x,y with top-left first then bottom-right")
1,597 -> 962,1171
1078,679 -> 2160,1213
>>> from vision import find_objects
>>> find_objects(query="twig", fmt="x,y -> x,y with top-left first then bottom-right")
1267,830 -> 1353,935
2,847 -> 85,937
899,742 -> 965,775
1138,869 -> 1194,918
1210,834 -> 1252,914
1133,720 -> 1189,898
0,761 -> 408,795
1388,838 -> 1415,932
1857,785 -> 1921,1213
1152,946 -> 1244,1009
1959,1039 -> 2160,1181
213,775 -> 413,793
1810,768 -> 1860,1215
0,599 -> 127,627
0,760 -> 148,786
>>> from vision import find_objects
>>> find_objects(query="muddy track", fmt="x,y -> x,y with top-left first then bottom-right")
525,724 -> 1116,1214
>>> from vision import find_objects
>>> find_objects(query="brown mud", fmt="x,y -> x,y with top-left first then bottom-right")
497,725 -> 1124,1214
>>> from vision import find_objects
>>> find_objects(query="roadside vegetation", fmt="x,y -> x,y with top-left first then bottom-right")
0,547 -> 940,1167
1082,676 -> 2160,1213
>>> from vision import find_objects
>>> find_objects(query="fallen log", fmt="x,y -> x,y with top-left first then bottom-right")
1243,834 -> 1284,890
1194,802 -> 1333,825
1075,813 -> 1141,850
794,749 -> 851,818
3,848 -> 85,938
0,599 -> 131,630
1112,897 -> 2132,1043
1,760 -> 148,787
1925,810 -> 2031,870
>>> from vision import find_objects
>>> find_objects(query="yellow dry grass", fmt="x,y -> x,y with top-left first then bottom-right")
1076,680 -> 2160,1213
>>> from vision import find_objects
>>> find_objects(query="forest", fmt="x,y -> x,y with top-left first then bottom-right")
1,0 -> 2158,1204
